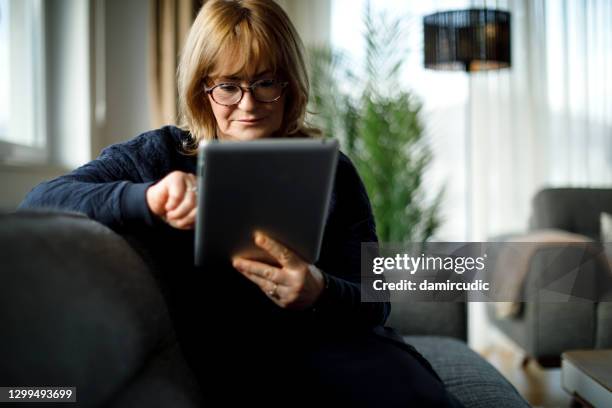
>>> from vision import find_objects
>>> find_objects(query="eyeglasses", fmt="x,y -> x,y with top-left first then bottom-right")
205,79 -> 288,106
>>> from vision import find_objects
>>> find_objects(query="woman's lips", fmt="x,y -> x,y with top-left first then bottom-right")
236,118 -> 264,125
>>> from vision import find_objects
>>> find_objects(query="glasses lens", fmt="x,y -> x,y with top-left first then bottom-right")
212,84 -> 241,105
252,80 -> 284,102
209,80 -> 285,105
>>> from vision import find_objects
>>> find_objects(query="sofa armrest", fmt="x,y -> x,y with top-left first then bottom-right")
0,211 -> 202,406
386,302 -> 467,341
487,246 -> 601,359
525,246 -> 602,357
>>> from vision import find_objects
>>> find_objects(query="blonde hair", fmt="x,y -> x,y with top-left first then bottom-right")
177,0 -> 318,155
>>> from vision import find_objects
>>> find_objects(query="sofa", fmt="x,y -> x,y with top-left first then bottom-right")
485,188 -> 612,367
0,210 -> 530,407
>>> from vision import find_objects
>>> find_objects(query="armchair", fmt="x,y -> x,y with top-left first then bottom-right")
485,188 -> 612,367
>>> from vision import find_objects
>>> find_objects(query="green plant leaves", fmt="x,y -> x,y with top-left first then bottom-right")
306,5 -> 444,243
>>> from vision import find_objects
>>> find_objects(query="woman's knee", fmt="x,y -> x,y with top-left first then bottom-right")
301,334 -> 462,407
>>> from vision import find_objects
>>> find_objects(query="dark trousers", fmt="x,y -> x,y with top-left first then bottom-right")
167,275 -> 464,407
124,232 -> 465,407
178,326 -> 465,407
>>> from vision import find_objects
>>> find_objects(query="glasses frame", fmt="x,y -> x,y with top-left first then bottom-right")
204,79 -> 289,107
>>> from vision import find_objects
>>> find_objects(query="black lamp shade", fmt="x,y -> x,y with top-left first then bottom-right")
424,9 -> 511,72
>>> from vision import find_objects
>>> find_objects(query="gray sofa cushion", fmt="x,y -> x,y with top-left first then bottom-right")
405,336 -> 530,408
0,211 -> 202,407
106,343 -> 202,408
387,302 -> 467,341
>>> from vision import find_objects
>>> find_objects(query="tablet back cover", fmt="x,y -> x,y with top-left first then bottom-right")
194,138 -> 338,267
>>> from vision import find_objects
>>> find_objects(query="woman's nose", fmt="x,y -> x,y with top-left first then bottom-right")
237,89 -> 257,111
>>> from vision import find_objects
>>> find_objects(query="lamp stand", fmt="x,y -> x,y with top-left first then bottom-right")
465,74 -> 473,241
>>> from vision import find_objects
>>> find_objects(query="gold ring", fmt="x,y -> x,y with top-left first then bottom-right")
267,283 -> 278,297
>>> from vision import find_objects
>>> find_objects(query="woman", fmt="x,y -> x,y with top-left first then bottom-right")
19,1 -> 464,406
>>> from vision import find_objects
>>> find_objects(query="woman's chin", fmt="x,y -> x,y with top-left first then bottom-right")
222,128 -> 276,141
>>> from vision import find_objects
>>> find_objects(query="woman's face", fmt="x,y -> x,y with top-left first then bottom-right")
207,68 -> 286,141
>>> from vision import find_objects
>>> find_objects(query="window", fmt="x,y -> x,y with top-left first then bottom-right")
0,0 -> 46,163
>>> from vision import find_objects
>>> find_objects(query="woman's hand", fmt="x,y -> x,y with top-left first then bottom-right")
232,231 -> 326,310
146,170 -> 198,230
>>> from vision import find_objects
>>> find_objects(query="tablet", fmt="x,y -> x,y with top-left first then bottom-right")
194,138 -> 339,266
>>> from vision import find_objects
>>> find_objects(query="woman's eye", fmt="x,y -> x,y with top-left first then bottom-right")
218,84 -> 239,93
256,79 -> 276,88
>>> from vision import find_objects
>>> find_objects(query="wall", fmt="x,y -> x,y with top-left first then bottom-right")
277,0 -> 331,47
100,0 -> 151,149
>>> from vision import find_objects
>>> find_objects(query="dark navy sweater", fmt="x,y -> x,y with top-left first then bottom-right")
18,126 -> 390,330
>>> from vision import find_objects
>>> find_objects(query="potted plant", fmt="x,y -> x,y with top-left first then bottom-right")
307,4 -> 443,243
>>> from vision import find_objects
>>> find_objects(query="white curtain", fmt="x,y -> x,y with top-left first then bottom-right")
469,0 -> 612,240
468,0 -> 612,351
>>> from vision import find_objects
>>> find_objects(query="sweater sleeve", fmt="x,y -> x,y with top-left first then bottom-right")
309,153 -> 391,329
17,135 -> 167,230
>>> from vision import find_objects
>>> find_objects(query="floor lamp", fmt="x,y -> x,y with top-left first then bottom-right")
423,8 -> 511,240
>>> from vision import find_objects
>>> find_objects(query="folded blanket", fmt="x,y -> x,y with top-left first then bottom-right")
493,229 -> 594,319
